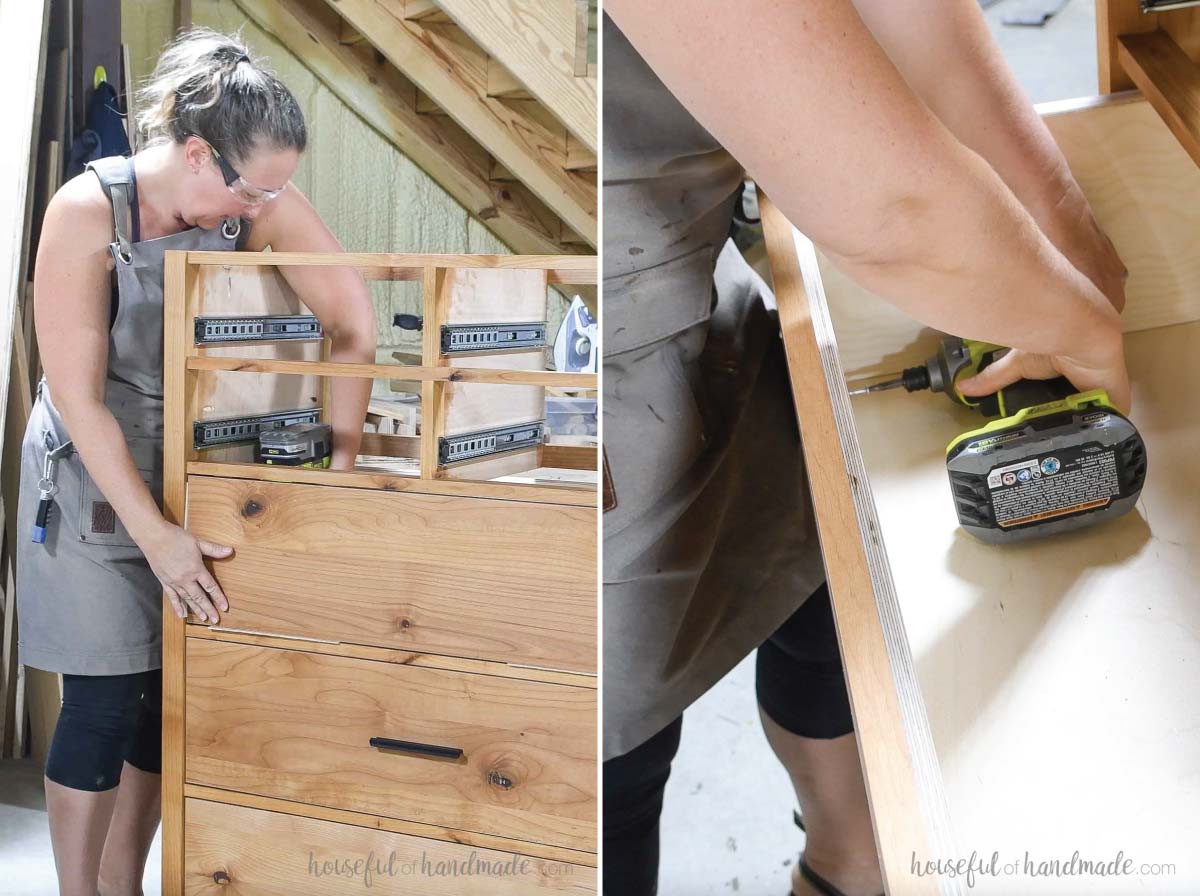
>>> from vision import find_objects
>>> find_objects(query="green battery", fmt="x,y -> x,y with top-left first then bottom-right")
945,391 -> 1147,543
258,422 -> 333,468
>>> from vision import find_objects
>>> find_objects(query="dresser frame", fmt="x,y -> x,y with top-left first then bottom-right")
161,251 -> 598,894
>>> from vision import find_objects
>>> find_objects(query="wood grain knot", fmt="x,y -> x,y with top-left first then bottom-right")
487,769 -> 515,790
241,499 -> 265,518
212,870 -> 232,885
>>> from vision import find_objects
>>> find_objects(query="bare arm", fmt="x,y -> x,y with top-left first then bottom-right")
246,185 -> 376,470
605,0 -> 1129,409
850,0 -> 1127,310
34,176 -> 230,624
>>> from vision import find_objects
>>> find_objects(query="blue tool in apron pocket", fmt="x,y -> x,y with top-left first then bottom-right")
15,155 -> 247,677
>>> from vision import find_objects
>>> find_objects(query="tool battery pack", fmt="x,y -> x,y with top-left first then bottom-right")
258,422 -> 333,468
945,391 -> 1147,543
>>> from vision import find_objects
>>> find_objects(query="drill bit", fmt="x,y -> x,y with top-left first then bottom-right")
848,375 -> 907,396
848,364 -> 935,397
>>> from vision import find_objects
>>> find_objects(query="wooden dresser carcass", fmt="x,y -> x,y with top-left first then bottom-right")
161,251 -> 598,894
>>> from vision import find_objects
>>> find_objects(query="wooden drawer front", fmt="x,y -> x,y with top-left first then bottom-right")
184,798 -> 596,894
184,476 -> 596,673
185,640 -> 596,852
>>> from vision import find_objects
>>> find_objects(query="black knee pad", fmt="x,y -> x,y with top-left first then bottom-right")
44,669 -> 162,791
755,584 -> 854,739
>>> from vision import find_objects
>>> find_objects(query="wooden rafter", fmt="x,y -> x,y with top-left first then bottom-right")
234,0 -> 572,256
323,0 -> 597,245
432,0 -> 597,151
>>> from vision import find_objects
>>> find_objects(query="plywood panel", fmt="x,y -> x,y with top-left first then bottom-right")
823,95 -> 1200,381
797,91 -> 1200,892
441,267 -> 548,441
186,265 -> 323,465
845,319 -> 1200,893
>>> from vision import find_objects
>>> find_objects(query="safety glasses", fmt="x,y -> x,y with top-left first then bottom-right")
188,134 -> 287,205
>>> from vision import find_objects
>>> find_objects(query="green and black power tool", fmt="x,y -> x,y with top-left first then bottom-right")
258,422 -> 333,468
851,336 -> 1147,543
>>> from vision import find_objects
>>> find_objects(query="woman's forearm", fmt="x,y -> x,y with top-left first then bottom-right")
850,0 -> 1075,223
826,144 -> 1121,360
326,331 -> 374,469
606,0 -> 1121,359
850,0 -> 1127,308
51,397 -> 170,545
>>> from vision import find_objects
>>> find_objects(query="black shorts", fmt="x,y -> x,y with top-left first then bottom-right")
44,668 -> 162,792
603,584 -> 851,895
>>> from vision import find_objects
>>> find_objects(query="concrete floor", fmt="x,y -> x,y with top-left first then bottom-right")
0,758 -> 162,895
657,4 -> 1098,894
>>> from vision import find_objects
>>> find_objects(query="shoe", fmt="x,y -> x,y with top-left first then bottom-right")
790,808 -> 884,896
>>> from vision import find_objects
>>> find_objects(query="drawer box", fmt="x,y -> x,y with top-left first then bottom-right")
184,476 -> 596,673
185,639 -> 596,852
761,93 -> 1200,892
184,798 -> 596,894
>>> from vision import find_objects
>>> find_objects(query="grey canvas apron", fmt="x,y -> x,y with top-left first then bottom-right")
604,15 -> 826,759
15,155 -> 246,675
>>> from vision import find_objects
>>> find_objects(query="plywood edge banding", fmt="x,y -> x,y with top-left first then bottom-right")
759,193 -> 958,896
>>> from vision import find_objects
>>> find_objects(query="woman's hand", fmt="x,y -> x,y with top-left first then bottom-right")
141,522 -> 233,624
1042,185 -> 1129,313
957,323 -> 1132,414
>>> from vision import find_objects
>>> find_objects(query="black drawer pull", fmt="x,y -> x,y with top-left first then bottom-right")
369,736 -> 463,760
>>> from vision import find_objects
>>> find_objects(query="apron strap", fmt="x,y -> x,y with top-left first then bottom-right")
85,156 -> 138,264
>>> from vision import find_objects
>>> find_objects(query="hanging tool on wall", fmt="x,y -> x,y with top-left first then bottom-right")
850,335 -> 1147,543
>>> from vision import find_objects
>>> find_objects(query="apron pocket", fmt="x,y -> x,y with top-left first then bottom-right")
78,437 -> 163,548
604,245 -> 714,358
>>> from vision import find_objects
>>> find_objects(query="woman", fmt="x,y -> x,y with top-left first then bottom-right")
16,28 -> 377,896
601,1 -> 1128,895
